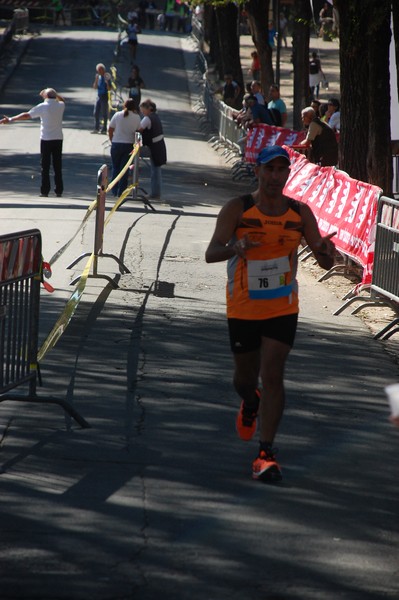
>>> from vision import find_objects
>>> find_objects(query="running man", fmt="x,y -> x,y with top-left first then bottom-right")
205,145 -> 336,482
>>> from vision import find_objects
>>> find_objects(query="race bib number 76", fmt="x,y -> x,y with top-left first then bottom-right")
247,256 -> 292,299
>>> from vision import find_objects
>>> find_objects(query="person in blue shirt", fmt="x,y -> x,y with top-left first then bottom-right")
268,20 -> 277,48
92,63 -> 111,134
246,95 -> 273,126
268,84 -> 287,127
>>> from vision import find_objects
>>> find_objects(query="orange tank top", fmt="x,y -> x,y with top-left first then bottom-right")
226,194 -> 304,320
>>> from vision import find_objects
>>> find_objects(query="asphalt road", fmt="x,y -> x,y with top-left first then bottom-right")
0,26 -> 398,600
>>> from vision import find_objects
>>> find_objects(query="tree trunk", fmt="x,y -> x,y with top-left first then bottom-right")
291,0 -> 312,131
204,4 -> 219,67
337,0 -> 392,192
391,2 -> 399,121
366,4 -> 392,193
244,0 -> 274,94
336,0 -> 369,181
214,3 -> 243,88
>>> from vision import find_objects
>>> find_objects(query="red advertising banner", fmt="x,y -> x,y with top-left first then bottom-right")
245,124 -> 306,163
0,232 -> 41,283
283,147 -> 381,286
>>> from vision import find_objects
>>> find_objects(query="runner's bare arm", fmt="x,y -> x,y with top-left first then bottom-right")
301,203 -> 336,270
205,197 -> 244,263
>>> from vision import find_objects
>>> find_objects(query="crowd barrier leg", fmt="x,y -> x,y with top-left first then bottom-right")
67,165 -> 130,287
0,229 -> 90,428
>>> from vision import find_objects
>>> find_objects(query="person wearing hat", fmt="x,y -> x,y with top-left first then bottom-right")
0,88 -> 65,197
205,145 -> 336,482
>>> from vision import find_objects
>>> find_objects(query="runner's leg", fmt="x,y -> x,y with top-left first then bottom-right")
259,336 -> 292,444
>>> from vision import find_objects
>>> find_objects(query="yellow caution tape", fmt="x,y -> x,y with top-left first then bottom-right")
37,142 -> 142,362
49,198 -> 97,266
37,253 -> 94,362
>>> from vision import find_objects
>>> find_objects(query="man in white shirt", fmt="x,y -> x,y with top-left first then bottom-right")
0,88 -> 65,197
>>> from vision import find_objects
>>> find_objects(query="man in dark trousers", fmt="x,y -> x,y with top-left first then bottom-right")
0,87 -> 65,197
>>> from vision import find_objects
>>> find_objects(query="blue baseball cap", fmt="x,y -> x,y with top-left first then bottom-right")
256,146 -> 290,166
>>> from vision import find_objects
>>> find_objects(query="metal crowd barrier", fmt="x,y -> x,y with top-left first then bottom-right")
369,195 -> 399,338
334,195 -> 399,339
0,229 -> 89,427
203,82 -> 242,158
191,14 -> 204,52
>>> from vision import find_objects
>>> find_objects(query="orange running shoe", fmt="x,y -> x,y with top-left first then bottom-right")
235,389 -> 260,441
252,448 -> 282,482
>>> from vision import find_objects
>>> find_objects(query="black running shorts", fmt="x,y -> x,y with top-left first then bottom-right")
228,313 -> 298,354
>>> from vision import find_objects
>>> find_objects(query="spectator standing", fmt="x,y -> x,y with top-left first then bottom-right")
248,50 -> 260,80
319,2 -> 332,37
0,88 -> 65,197
299,106 -> 338,166
268,20 -> 277,48
309,51 -> 325,99
139,99 -> 167,199
164,0 -> 176,30
51,0 -> 66,25
279,12 -> 288,48
268,84 -> 287,127
127,65 -> 145,107
108,99 -> 141,197
92,63 -> 111,134
326,97 -> 340,133
205,145 -> 336,482
127,18 -> 140,62
157,11 -> 166,30
176,2 -> 189,33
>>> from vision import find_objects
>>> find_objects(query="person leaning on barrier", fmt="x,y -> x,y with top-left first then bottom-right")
245,94 -> 274,127
205,145 -> 336,483
298,106 -> 338,167
0,87 -> 65,197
